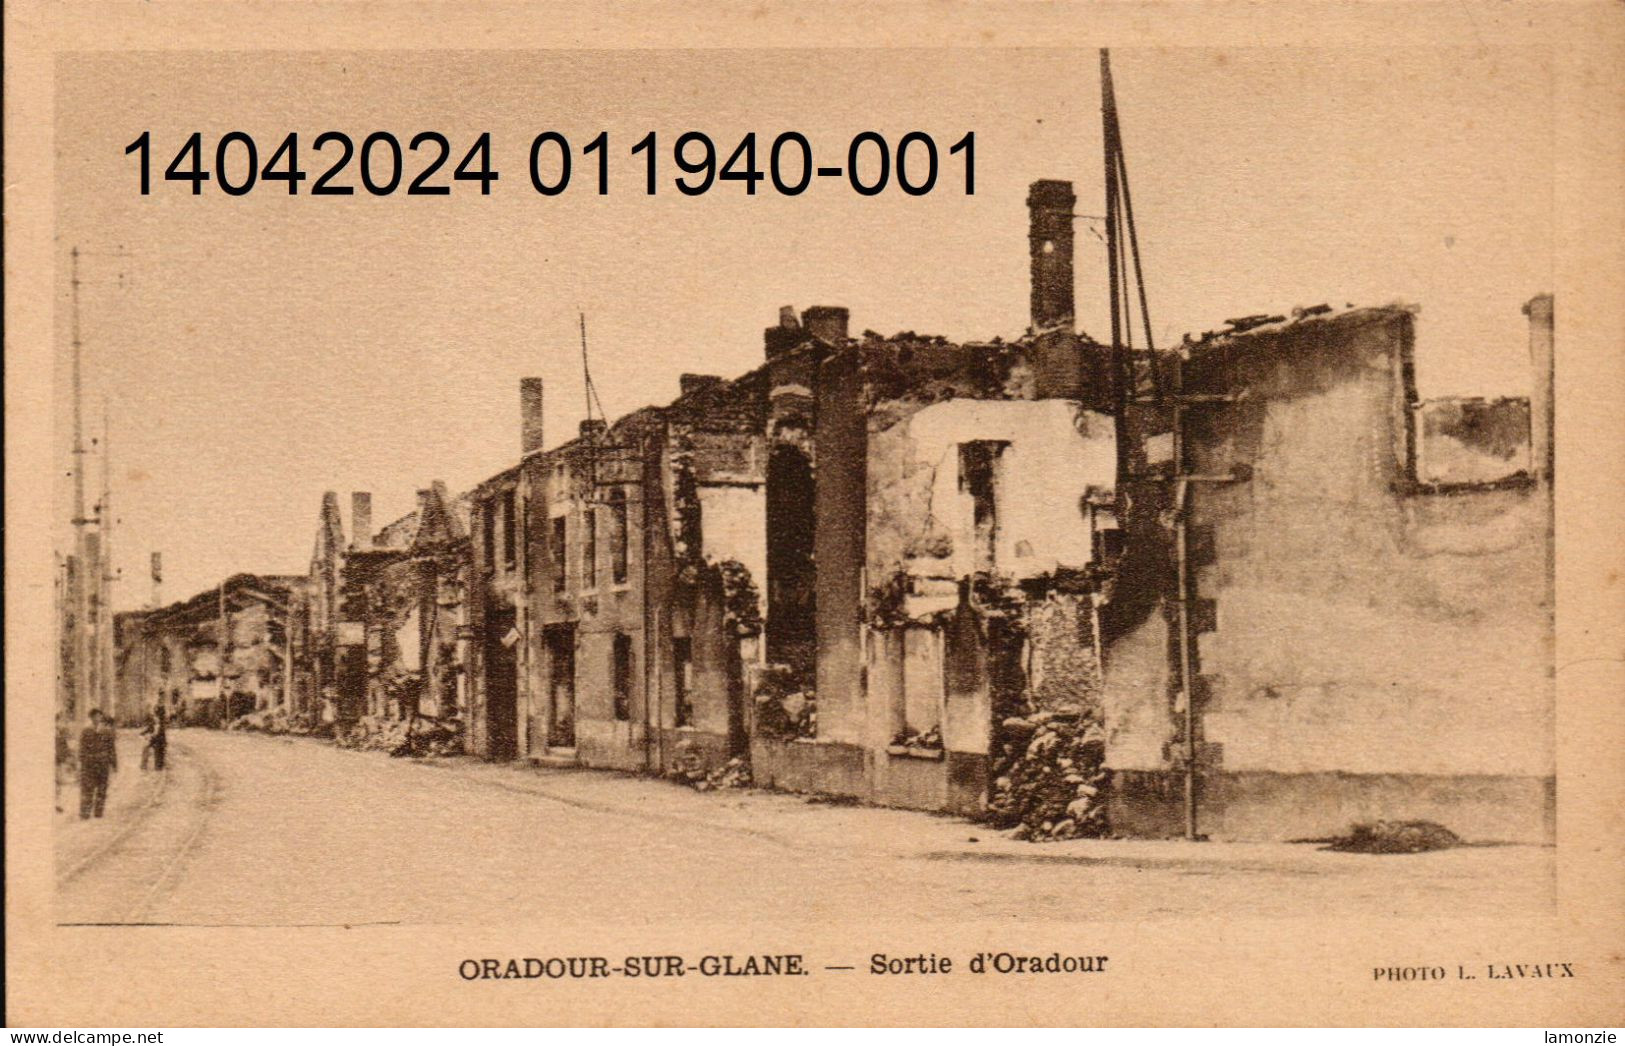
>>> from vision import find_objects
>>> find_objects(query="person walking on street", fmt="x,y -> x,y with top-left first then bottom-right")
140,702 -> 168,771
78,708 -> 117,819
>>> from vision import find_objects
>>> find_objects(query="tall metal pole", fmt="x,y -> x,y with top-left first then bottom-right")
70,246 -> 93,737
283,600 -> 293,711
1101,51 -> 1127,424
218,579 -> 229,725
55,554 -> 68,719
1100,51 -> 1200,839
1171,356 -> 1199,842
99,406 -> 116,720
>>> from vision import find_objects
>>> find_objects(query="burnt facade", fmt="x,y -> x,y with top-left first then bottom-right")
122,179 -> 1556,845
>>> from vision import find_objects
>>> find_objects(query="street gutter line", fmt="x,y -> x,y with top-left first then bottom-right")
57,758 -> 172,887
123,740 -> 221,923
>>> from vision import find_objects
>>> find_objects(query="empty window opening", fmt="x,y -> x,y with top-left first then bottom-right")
551,516 -> 567,593
609,487 -> 630,585
766,444 -> 816,672
899,625 -> 944,745
501,489 -> 518,569
583,508 -> 597,590
959,441 -> 1006,574
482,500 -> 497,569
673,637 -> 694,727
612,633 -> 633,722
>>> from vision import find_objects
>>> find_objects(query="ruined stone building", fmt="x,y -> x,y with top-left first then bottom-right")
447,180 -> 1125,812
464,368 -> 766,773
114,573 -> 303,727
343,483 -> 472,724
124,179 -> 1555,845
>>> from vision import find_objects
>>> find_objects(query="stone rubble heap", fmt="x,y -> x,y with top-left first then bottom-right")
984,711 -> 1110,842
227,708 -> 319,736
1325,819 -> 1461,853
332,713 -> 464,758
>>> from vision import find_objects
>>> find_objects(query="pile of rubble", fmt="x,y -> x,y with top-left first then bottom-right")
983,712 -> 1110,842
665,737 -> 753,792
333,714 -> 463,758
890,725 -> 942,750
695,757 -> 752,792
227,708 -> 320,736
227,709 -> 283,733
752,665 -> 817,740
1324,820 -> 1461,854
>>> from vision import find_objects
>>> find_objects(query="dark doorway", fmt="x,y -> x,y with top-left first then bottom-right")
483,605 -> 519,760
545,624 -> 577,747
766,444 -> 816,674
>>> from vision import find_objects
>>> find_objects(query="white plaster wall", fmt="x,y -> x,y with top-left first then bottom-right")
396,606 -> 421,672
699,484 -> 768,592
899,399 -> 1116,579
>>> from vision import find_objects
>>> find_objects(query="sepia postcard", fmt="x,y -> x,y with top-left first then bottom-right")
6,0 -> 1623,1028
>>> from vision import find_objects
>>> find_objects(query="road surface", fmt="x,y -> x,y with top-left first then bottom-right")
55,728 -> 1554,927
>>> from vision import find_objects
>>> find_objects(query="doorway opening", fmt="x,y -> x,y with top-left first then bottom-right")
483,605 -> 519,761
545,623 -> 577,748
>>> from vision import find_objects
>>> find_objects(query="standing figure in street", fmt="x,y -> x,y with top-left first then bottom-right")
78,708 -> 117,819
140,702 -> 168,771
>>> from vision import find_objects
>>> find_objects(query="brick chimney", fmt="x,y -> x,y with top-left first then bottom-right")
1028,179 -> 1076,332
351,492 -> 372,551
764,305 -> 804,360
520,377 -> 545,456
802,305 -> 850,344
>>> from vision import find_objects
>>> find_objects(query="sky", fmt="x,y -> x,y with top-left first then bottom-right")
52,47 -> 1554,610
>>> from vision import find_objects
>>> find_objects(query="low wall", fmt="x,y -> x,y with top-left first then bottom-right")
1110,768 -> 1555,844
749,737 -> 866,797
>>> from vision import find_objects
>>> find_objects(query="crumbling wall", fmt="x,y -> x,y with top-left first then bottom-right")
1415,396 -> 1531,486
1102,308 -> 1553,842
813,350 -> 868,746
865,399 -> 1116,597
1023,594 -> 1102,715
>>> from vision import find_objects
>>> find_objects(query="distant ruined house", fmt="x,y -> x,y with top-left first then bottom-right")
115,573 -> 302,727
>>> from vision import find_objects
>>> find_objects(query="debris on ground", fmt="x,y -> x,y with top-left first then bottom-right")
696,757 -> 752,792
665,738 -> 708,786
664,739 -> 752,792
752,664 -> 816,739
333,714 -> 463,758
227,709 -> 320,736
804,792 -> 863,806
983,711 -> 1110,842
1323,820 -> 1462,854
890,725 -> 942,750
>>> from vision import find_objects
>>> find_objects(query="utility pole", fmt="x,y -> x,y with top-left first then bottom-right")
98,406 -> 116,720
69,246 -> 94,738
283,603 -> 294,712
1100,50 -> 1241,841
218,579 -> 230,726
55,553 -> 68,720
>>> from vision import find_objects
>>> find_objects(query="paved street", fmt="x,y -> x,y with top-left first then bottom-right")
56,728 -> 1555,927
